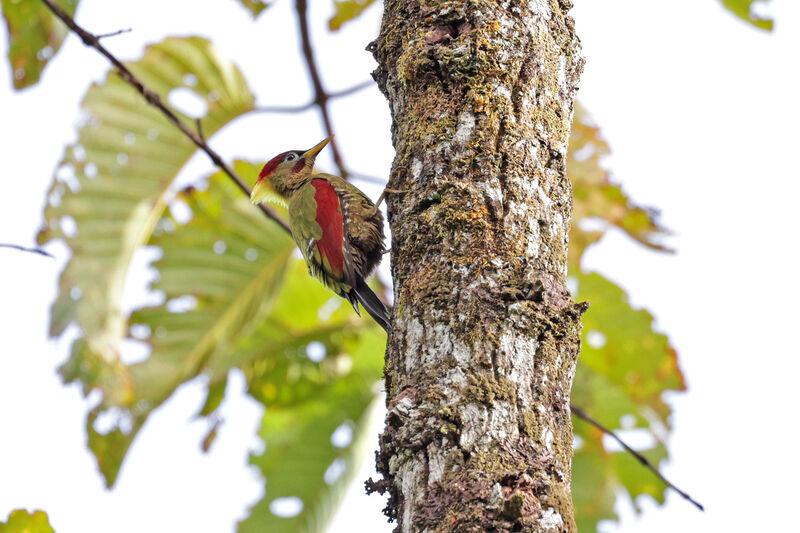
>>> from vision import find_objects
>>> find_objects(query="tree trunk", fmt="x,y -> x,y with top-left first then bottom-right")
368,1 -> 585,532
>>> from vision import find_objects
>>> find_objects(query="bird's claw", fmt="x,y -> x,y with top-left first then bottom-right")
369,188 -> 405,217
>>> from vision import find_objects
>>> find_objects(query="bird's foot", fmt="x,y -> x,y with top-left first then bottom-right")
369,187 -> 404,217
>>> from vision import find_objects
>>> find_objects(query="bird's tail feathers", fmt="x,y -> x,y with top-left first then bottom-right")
352,277 -> 391,333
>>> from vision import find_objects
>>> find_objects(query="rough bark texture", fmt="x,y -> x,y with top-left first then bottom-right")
368,1 -> 584,532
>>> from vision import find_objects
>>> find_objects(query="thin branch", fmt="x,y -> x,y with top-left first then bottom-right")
40,0 -> 291,234
0,243 -> 54,258
570,404 -> 704,512
330,79 -> 374,99
348,171 -> 387,185
294,0 -> 348,177
195,118 -> 205,142
253,80 -> 374,114
96,28 -> 132,39
254,102 -> 316,114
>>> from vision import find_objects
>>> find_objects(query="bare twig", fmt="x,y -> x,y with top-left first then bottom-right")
571,404 -> 704,511
254,80 -> 374,114
0,243 -> 54,258
195,118 -> 205,141
330,79 -> 374,99
0,242 -> 55,259
96,28 -> 132,39
295,0 -> 348,177
254,102 -> 317,114
348,171 -> 387,185
40,0 -> 290,234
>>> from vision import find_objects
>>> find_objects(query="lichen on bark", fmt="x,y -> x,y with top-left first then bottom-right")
368,1 -> 585,531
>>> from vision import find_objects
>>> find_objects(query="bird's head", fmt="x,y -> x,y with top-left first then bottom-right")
250,135 -> 333,205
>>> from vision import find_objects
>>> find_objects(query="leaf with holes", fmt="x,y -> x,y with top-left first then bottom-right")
719,0 -> 773,30
208,220 -> 386,533
235,0 -> 270,18
83,168 -> 293,486
36,37 -> 255,473
232,256 -> 384,409
1,0 -> 78,89
328,0 -> 377,30
568,103 -> 671,269
240,327 -> 384,533
0,509 -> 55,533
570,271 -> 684,531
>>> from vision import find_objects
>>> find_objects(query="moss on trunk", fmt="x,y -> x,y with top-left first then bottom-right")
369,1 -> 585,531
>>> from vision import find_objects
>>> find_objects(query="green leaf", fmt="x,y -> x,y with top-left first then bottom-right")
568,103 -> 671,269
570,272 -> 685,531
571,434 -> 616,530
234,0 -> 270,18
37,36 -> 255,411
1,0 -> 78,90
720,0 -> 773,31
0,509 -> 55,533
328,0 -> 377,31
211,214 -> 385,532
241,328 -> 385,533
85,167 -> 294,486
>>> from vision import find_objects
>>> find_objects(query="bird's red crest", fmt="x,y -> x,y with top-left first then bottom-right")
259,152 -> 289,179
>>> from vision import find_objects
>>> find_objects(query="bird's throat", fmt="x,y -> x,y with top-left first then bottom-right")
271,172 -> 310,199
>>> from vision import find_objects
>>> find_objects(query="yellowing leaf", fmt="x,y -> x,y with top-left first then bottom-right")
328,0 -> 377,31
37,36 -> 255,424
36,37 -> 260,485
85,169 -> 294,486
1,0 -> 78,89
74,157 -> 385,500
568,103 -> 671,268
235,0 -> 270,18
567,104 -> 685,529
0,509 -> 55,533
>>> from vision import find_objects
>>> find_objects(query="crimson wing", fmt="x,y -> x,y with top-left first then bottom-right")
289,178 -> 357,292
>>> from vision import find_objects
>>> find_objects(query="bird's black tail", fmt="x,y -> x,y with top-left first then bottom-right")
350,277 -> 391,333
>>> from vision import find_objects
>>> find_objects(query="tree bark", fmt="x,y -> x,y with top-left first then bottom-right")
368,1 -> 585,532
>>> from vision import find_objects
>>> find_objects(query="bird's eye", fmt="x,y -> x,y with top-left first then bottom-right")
285,153 -> 298,162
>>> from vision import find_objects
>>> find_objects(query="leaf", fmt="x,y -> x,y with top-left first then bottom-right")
0,0 -> 78,90
210,216 -> 385,532
328,0 -> 377,31
719,0 -> 773,31
570,272 -> 685,531
568,103 -> 671,269
86,167 -> 294,486
37,36 -> 255,412
234,0 -> 270,18
570,434 -> 616,530
567,104 -> 684,529
0,509 -> 55,533
240,328 -> 385,533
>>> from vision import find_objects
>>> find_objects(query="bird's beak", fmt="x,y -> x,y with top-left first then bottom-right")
302,135 -> 334,160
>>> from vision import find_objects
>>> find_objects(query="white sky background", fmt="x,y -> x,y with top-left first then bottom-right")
1,0 -> 799,532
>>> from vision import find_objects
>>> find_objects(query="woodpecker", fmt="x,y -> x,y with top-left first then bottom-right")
250,136 -> 391,332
